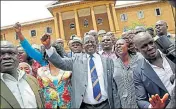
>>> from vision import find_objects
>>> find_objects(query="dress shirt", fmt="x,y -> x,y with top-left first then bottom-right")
101,51 -> 117,59
1,70 -> 37,108
46,47 -> 108,104
146,50 -> 175,108
83,53 -> 108,104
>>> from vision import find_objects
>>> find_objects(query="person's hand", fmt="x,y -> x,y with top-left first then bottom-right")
13,22 -> 22,33
149,93 -> 169,109
40,34 -> 51,49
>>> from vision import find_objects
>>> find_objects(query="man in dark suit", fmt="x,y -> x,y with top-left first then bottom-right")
0,41 -> 44,108
41,34 -> 119,108
132,31 -> 175,109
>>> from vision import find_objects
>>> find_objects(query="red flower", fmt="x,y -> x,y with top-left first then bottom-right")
45,102 -> 52,109
62,87 -> 71,103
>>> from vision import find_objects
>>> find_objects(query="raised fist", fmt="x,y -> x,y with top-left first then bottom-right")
13,22 -> 21,33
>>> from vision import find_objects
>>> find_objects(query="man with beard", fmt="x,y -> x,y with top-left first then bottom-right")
133,31 -> 175,109
101,35 -> 117,59
155,20 -> 175,43
41,34 -> 118,108
0,41 -> 44,108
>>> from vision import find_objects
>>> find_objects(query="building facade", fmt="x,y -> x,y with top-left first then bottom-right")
1,1 -> 175,50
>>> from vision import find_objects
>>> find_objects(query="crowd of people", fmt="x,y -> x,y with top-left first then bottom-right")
0,20 -> 175,109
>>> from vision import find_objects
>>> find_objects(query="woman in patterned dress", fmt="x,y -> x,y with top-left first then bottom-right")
113,32 -> 143,108
37,41 -> 71,108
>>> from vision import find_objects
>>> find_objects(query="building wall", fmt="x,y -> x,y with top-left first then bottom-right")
95,13 -> 110,32
1,20 -> 55,46
115,2 -> 175,35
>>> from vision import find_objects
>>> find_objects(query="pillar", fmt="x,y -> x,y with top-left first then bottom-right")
106,4 -> 115,32
91,6 -> 98,32
74,9 -> 81,37
58,12 -> 65,40
111,3 -> 120,32
54,12 -> 60,39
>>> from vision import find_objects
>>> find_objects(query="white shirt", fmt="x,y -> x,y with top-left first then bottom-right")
1,70 -> 37,108
146,51 -> 175,108
83,53 -> 108,104
146,51 -> 175,95
46,47 -> 108,104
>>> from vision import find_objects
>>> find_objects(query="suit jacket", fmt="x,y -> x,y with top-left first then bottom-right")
133,57 -> 175,109
0,74 -> 44,108
48,50 -> 117,108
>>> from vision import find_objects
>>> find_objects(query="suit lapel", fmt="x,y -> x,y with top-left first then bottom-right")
26,76 -> 43,108
141,60 -> 168,92
100,56 -> 108,88
0,79 -> 21,108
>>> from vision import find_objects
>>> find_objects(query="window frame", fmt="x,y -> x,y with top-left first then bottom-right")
120,13 -> 128,21
70,22 -> 75,30
46,27 -> 52,34
137,10 -> 144,19
155,8 -> 161,16
30,29 -> 37,37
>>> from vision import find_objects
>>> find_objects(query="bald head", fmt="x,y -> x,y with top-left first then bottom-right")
1,41 -> 16,48
133,32 -> 152,47
155,20 -> 168,36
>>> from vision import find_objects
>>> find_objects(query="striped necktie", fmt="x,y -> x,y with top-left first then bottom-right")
89,55 -> 102,101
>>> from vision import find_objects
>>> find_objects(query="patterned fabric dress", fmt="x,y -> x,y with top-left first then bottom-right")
37,66 -> 71,108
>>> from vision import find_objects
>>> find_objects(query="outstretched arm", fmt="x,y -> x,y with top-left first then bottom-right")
14,22 -> 47,66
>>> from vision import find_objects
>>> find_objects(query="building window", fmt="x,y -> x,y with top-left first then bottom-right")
84,19 -> 88,27
155,8 -> 161,16
97,18 -> 103,25
137,11 -> 144,19
120,13 -> 128,21
30,30 -> 36,37
46,27 -> 52,33
15,33 -> 19,40
70,23 -> 75,30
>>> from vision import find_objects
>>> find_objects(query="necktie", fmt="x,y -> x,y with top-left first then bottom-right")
89,55 -> 102,101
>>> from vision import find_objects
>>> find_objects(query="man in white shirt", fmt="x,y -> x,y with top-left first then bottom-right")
40,34 -> 119,108
133,31 -> 175,109
0,41 -> 44,108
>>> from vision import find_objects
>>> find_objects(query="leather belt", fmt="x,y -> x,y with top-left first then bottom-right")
83,99 -> 108,107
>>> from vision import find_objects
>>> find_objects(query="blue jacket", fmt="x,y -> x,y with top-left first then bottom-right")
20,39 -> 48,66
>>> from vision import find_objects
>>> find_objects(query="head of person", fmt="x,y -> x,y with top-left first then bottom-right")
0,41 -> 19,74
101,35 -> 113,51
115,38 -> 129,58
17,46 -> 28,63
121,31 -> 137,54
31,59 -> 41,75
83,35 -> 97,55
134,26 -> 146,34
18,62 -> 32,74
106,32 -> 117,45
56,38 -> 64,47
155,20 -> 168,36
71,37 -> 83,53
68,40 -> 73,51
88,30 -> 98,44
146,27 -> 155,38
133,31 -> 158,60
98,30 -> 106,37
43,42 -> 65,65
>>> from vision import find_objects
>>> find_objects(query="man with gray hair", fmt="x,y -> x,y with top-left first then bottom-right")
40,34 -> 119,108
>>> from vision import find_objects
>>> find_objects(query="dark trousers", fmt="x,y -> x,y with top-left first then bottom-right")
80,99 -> 110,109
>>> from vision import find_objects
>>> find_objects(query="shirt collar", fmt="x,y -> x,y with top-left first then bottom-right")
1,69 -> 26,82
145,49 -> 165,68
86,53 -> 98,58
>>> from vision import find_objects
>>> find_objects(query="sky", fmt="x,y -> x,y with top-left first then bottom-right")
1,1 -> 139,27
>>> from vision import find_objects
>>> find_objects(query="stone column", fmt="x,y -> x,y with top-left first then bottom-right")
74,9 -> 81,37
54,12 -> 60,39
58,12 -> 65,40
111,3 -> 120,32
91,6 -> 98,32
106,4 -> 115,32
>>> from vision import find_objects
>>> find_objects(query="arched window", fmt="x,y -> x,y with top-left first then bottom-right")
84,19 -> 88,27
70,23 -> 75,30
97,18 -> 103,25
